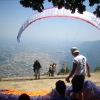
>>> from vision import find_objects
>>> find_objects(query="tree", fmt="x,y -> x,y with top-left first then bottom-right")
94,66 -> 100,72
20,0 -> 100,18
57,66 -> 70,75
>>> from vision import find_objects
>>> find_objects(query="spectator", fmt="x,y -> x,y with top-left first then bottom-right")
18,93 -> 30,100
51,80 -> 71,100
65,47 -> 91,100
62,63 -> 66,75
52,63 -> 56,77
49,64 -> 52,76
33,60 -> 42,79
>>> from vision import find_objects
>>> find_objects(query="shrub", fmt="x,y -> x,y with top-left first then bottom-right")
57,67 -> 70,75
94,66 -> 100,72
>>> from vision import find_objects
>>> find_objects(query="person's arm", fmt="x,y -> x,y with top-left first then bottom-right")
86,62 -> 91,77
65,63 -> 77,83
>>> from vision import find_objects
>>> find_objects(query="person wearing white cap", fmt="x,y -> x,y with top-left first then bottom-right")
65,47 -> 91,100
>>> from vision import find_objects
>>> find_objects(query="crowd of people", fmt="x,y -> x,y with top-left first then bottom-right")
33,60 -> 67,79
66,47 -> 91,100
15,47 -> 100,100
48,63 -> 57,77
33,60 -> 58,79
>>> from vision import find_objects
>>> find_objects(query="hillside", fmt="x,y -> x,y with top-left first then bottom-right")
0,40 -> 100,77
65,40 -> 100,71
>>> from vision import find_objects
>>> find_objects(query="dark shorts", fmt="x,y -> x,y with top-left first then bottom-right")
71,75 -> 85,93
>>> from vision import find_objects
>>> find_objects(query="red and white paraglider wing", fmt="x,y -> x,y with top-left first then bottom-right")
17,7 -> 100,42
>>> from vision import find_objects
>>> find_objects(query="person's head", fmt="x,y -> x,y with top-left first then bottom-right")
50,64 -> 52,66
18,93 -> 30,100
71,47 -> 79,56
36,60 -> 38,62
56,80 -> 66,96
35,60 -> 39,63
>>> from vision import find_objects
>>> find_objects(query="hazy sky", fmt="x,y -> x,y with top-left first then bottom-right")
0,0 -> 100,44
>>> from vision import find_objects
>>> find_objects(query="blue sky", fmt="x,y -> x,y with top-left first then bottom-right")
0,0 -> 100,44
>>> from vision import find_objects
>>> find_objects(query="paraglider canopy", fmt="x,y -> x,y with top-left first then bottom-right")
17,7 -> 100,42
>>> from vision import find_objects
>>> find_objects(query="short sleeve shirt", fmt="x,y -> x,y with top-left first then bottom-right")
73,55 -> 87,76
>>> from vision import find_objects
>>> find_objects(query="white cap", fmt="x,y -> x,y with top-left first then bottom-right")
71,47 -> 79,53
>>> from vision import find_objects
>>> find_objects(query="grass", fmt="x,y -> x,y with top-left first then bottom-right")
0,72 -> 100,92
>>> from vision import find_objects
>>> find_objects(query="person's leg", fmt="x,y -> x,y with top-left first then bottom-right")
50,71 -> 52,76
78,75 -> 85,100
53,71 -> 55,76
70,92 -> 80,100
79,91 -> 84,100
71,92 -> 84,100
49,72 -> 50,76
64,69 -> 66,75
72,75 -> 85,100
35,69 -> 37,79
52,71 -> 54,77
49,71 -> 52,76
63,69 -> 64,75
70,91 -> 84,100
38,69 -> 40,79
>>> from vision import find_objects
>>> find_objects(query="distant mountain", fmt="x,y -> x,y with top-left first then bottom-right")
65,40 -> 100,71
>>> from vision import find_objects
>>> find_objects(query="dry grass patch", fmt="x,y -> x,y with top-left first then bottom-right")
0,72 -> 100,92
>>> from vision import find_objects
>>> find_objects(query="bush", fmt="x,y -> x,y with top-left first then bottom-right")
94,66 -> 100,72
43,72 -> 49,75
57,67 -> 70,75
66,67 -> 70,73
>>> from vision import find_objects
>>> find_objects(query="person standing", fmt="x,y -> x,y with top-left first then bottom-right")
33,60 -> 42,80
65,47 -> 91,100
62,63 -> 66,75
49,64 -> 52,76
52,63 -> 56,77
